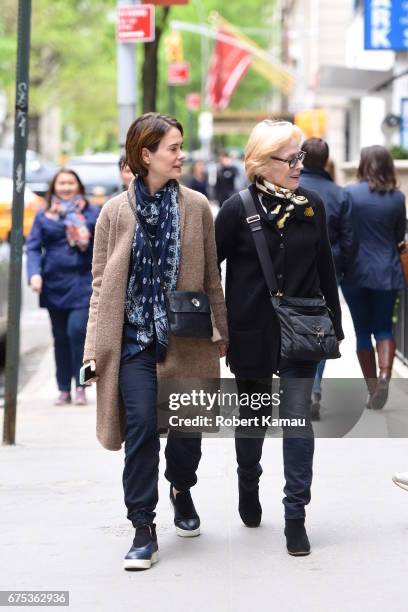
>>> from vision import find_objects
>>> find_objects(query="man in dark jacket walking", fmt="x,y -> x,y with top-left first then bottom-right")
300,138 -> 356,418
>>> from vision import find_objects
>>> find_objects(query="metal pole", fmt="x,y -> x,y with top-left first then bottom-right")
188,110 -> 194,153
117,0 -> 138,147
3,0 -> 32,445
193,0 -> 209,110
168,84 -> 175,117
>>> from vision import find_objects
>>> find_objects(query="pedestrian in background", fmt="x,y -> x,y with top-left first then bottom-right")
215,151 -> 238,206
215,120 -> 343,556
300,137 -> 356,419
188,159 -> 209,197
118,155 -> 133,190
83,113 -> 228,570
342,145 -> 406,409
26,169 -> 100,405
229,150 -> 248,191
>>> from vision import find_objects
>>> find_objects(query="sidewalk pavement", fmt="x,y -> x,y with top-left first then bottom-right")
1,299 -> 408,612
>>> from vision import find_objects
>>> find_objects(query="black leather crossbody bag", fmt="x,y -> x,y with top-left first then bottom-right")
239,188 -> 340,362
128,196 -> 213,339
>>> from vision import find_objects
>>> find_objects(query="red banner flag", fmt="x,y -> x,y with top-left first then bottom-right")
207,27 -> 251,112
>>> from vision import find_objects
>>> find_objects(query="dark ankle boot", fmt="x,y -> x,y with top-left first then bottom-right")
371,338 -> 396,410
356,348 -> 377,408
238,483 -> 262,527
284,518 -> 311,556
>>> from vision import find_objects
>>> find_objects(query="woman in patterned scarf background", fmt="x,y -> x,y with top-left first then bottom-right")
83,113 -> 228,570
26,169 -> 100,406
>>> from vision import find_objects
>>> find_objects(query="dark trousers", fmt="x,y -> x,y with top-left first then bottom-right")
235,359 -> 316,519
341,285 -> 398,350
48,308 -> 89,391
119,344 -> 202,527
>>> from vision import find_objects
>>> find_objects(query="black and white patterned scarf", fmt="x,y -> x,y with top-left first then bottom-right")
255,177 -> 313,229
125,176 -> 180,362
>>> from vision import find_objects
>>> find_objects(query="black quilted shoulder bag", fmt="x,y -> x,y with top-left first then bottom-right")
128,196 -> 213,339
239,188 -> 340,362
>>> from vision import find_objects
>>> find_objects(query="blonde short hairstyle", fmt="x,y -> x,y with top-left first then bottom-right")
244,120 -> 304,183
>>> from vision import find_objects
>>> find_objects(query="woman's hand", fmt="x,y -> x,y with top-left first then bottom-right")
30,274 -> 42,293
49,198 -> 63,215
218,343 -> 228,358
74,195 -> 87,211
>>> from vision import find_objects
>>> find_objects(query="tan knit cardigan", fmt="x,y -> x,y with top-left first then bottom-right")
84,179 -> 228,450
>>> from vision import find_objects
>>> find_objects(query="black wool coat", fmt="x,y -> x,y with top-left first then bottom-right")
215,184 -> 344,378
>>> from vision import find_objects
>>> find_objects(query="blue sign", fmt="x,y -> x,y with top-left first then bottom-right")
364,0 -> 408,51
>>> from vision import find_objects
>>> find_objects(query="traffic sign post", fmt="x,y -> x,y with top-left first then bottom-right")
186,92 -> 201,111
117,4 -> 155,43
168,62 -> 190,85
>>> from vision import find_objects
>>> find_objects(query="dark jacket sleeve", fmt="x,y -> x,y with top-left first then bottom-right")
315,197 -> 344,341
336,191 -> 357,278
84,204 -> 101,253
396,192 -> 407,244
214,197 -> 240,266
26,213 -> 43,281
202,200 -> 228,343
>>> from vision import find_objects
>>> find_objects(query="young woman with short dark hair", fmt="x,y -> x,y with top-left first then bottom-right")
83,113 -> 228,570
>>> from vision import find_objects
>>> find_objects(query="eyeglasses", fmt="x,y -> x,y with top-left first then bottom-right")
270,150 -> 306,169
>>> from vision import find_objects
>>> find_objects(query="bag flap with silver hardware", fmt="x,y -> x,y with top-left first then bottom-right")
166,291 -> 211,314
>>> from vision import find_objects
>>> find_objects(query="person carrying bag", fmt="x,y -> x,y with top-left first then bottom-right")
215,120 -> 344,557
239,188 -> 340,362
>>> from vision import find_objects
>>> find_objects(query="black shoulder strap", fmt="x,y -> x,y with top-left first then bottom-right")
238,188 -> 281,297
127,193 -> 167,292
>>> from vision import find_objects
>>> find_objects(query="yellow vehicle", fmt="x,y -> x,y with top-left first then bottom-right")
0,177 -> 45,242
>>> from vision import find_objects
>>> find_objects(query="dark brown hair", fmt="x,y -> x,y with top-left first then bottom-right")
325,158 -> 336,182
46,168 -> 86,208
357,145 -> 397,193
302,137 -> 329,170
125,112 -> 183,178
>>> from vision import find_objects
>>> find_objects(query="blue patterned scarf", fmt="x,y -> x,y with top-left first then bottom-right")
125,176 -> 180,362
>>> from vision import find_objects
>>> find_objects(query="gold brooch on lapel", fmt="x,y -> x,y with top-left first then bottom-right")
304,206 -> 314,217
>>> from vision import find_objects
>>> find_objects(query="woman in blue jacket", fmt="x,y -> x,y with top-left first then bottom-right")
26,169 -> 100,405
342,146 -> 406,410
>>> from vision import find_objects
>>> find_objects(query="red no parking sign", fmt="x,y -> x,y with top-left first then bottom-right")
117,5 -> 155,43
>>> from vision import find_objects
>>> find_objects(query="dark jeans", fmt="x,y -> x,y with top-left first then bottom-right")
341,285 -> 398,350
48,308 -> 89,391
312,359 -> 326,395
119,344 -> 202,527
235,359 -> 316,520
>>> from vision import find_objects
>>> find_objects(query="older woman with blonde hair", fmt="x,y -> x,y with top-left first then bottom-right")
215,120 -> 343,556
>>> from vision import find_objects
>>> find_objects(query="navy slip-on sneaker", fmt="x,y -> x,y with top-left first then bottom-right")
170,485 -> 200,537
123,524 -> 159,570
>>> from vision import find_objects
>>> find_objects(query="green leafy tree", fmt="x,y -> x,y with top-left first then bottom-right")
1,0 -> 279,153
1,0 -> 117,152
